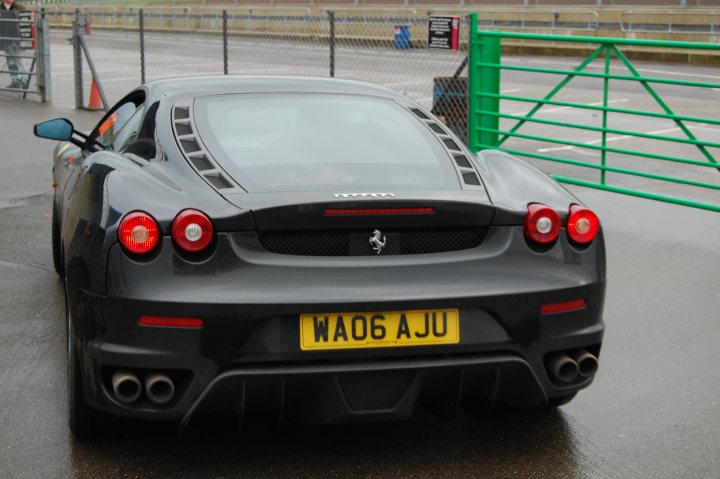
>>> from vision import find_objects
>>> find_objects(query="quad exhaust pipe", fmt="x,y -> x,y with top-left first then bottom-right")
112,370 -> 142,404
547,349 -> 598,383
568,349 -> 599,378
145,373 -> 175,405
111,370 -> 176,405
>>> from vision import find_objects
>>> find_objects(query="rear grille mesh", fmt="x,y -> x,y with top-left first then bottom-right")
257,227 -> 488,256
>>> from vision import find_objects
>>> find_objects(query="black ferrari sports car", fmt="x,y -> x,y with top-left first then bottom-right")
35,76 -> 605,438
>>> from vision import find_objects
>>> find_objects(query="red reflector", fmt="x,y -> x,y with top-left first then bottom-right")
324,207 -> 435,215
540,299 -> 587,315
138,316 -> 203,328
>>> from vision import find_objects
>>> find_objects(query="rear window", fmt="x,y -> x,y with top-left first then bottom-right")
192,94 -> 460,192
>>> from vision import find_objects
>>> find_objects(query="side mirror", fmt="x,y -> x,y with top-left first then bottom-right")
34,118 -> 75,141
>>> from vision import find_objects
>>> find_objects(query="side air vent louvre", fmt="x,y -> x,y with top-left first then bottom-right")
172,101 -> 243,193
454,154 -> 471,168
462,172 -> 481,186
410,108 -> 430,120
442,138 -> 461,151
407,105 -> 484,191
175,123 -> 193,136
180,139 -> 201,153
174,107 -> 189,120
205,173 -> 233,189
428,123 -> 445,134
190,156 -> 213,171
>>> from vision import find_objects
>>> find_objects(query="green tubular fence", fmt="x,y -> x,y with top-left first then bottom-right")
467,12 -> 720,213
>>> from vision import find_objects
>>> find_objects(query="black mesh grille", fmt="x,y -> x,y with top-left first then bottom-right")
443,138 -> 461,151
175,123 -> 193,136
205,173 -> 232,189
174,107 -> 189,120
463,172 -> 481,186
410,108 -> 430,120
428,122 -> 445,134
454,154 -> 471,168
180,139 -> 201,153
257,227 -> 488,256
190,155 -> 213,171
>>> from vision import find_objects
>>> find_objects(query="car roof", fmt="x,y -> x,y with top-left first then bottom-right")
147,75 -> 410,103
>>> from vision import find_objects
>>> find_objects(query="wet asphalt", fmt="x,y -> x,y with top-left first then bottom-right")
2,77 -> 720,478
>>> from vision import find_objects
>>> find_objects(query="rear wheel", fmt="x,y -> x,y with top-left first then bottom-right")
66,292 -> 104,439
52,207 -> 64,277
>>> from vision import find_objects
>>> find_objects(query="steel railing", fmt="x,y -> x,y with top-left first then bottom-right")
621,10 -> 719,37
468,13 -> 720,212
0,11 -> 51,101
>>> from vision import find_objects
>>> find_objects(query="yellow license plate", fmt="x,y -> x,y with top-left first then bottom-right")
300,309 -> 460,351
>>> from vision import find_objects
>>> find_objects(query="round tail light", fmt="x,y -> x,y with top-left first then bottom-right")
172,209 -> 214,252
524,203 -> 561,244
118,211 -> 160,254
567,205 -> 600,244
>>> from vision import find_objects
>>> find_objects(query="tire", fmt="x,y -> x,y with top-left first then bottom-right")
66,292 -> 104,439
52,207 -> 64,277
548,392 -> 577,408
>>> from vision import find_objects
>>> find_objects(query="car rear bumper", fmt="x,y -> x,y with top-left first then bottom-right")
67,226 -> 605,424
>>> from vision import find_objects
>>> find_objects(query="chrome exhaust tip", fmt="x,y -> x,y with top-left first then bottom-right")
547,352 -> 579,383
568,349 -> 599,378
112,370 -> 142,404
145,374 -> 175,405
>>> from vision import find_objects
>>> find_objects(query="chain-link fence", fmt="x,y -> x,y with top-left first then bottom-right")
55,7 -> 473,140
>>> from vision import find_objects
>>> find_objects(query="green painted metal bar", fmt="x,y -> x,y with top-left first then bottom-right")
475,30 -> 720,50
477,127 -> 720,169
467,13 -> 501,150
496,46 -> 606,147
479,93 -> 720,126
601,46 -> 611,185
468,19 -> 720,212
610,45 -> 719,171
552,177 -> 720,213
484,112 -> 720,151
472,62 -> 720,90
494,147 -> 720,191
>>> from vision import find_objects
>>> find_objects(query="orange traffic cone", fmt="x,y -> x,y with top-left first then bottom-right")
87,78 -> 103,111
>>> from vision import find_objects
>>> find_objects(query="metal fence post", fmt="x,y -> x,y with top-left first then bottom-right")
223,10 -> 228,75
328,10 -> 335,78
72,8 -> 83,109
36,9 -> 52,102
467,13 -> 500,150
139,9 -> 145,84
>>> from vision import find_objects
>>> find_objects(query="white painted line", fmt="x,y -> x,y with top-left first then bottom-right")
500,88 -> 522,94
537,126 -> 685,153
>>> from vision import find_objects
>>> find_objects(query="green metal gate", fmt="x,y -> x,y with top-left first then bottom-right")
467,12 -> 720,212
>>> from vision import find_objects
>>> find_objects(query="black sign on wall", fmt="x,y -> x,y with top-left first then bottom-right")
428,16 -> 459,51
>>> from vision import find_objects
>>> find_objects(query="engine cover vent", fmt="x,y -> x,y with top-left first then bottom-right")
408,106 -> 484,191
171,100 -> 244,193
